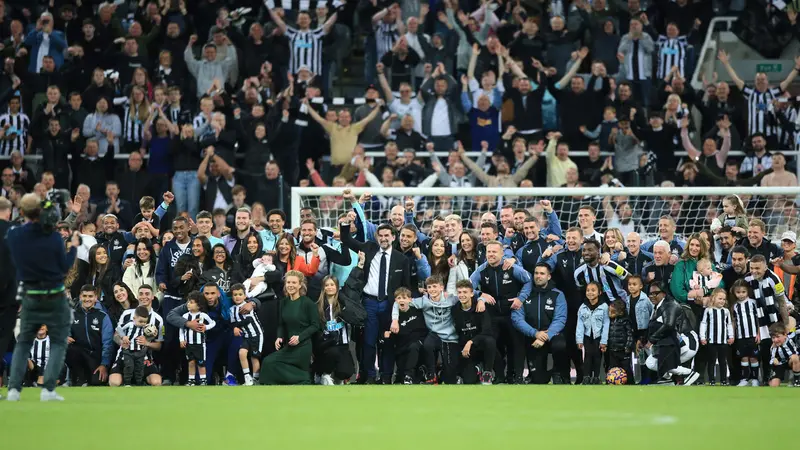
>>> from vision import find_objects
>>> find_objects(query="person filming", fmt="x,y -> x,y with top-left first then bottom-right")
4,194 -> 80,402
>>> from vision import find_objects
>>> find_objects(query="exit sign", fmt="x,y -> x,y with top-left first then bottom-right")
756,63 -> 783,73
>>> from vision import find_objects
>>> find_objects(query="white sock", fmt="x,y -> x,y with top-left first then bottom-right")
199,374 -> 206,380
243,368 -> 250,375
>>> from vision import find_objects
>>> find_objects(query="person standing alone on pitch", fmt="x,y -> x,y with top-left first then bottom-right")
5,194 -> 79,402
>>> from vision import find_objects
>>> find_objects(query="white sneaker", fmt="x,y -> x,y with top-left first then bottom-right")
6,388 -> 20,401
750,379 -> 760,387
683,371 -> 700,386
40,389 -> 64,402
321,374 -> 334,386
244,374 -> 254,386
314,374 -> 321,385
737,379 -> 750,387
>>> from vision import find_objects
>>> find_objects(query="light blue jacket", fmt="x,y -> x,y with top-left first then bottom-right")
392,293 -> 460,343
576,301 -> 610,345
634,292 -> 653,331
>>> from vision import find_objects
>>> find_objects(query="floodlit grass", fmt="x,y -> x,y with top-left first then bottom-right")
2,385 -> 796,449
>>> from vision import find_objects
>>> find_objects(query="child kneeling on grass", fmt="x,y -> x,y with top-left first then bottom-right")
768,323 -> 800,387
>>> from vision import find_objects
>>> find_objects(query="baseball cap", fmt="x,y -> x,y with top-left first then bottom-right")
365,84 -> 380,93
781,231 -> 797,243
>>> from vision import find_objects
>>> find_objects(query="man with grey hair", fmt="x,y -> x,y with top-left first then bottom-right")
4,194 -> 79,402
643,240 -> 675,286
25,12 -> 67,73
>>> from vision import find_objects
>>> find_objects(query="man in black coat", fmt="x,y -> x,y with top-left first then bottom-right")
643,282 -> 700,385
340,220 -> 411,383
0,197 -> 15,390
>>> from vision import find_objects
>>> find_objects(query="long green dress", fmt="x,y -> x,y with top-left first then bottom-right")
260,295 -> 319,385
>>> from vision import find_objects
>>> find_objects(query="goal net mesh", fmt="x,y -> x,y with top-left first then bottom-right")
291,187 -> 800,242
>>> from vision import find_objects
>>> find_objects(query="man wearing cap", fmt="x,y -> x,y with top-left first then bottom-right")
354,84 -> 387,150
774,231 -> 800,303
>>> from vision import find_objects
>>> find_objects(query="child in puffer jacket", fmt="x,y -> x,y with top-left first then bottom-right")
576,282 -> 610,385
606,299 -> 634,385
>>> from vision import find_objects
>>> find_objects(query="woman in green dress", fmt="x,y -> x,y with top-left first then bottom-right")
260,270 -> 320,385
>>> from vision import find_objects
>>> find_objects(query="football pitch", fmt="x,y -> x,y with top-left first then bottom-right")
1,386 -> 794,449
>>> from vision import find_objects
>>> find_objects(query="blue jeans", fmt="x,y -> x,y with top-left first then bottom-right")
362,297 -> 391,379
203,331 -> 244,383
172,170 -> 200,220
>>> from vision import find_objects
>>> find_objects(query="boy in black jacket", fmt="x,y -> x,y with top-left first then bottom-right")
386,287 -> 428,385
607,299 -> 634,385
452,280 -> 496,385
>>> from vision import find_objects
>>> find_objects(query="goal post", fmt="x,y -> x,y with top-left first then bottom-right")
291,186 -> 800,242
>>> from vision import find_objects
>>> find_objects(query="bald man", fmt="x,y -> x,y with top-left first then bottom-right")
622,232 -> 653,276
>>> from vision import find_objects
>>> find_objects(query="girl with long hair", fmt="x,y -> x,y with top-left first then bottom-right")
276,233 -> 320,278
447,232 -> 479,293
121,85 -> 151,152
313,276 -> 355,384
427,237 -> 450,286
72,244 -> 120,305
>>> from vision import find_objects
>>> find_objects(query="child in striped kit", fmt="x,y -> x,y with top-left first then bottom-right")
768,323 -> 800,387
26,325 -> 50,386
576,282 -> 610,385
731,280 -> 761,387
180,292 -> 217,386
230,283 -> 264,386
117,307 -> 152,386
699,288 -> 734,385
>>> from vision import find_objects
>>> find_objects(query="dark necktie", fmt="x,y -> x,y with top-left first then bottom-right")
378,251 -> 387,301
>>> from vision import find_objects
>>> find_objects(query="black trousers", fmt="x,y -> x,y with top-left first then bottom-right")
0,300 -> 17,375
492,315 -> 525,382
458,334 -> 497,384
689,303 -> 709,379
582,337 -> 603,378
706,343 -> 729,382
608,349 -> 634,385
395,339 -> 423,381
527,334 -> 569,384
564,316 -> 584,382
759,338 -> 772,382
65,346 -> 104,386
422,333 -> 459,384
314,343 -> 355,381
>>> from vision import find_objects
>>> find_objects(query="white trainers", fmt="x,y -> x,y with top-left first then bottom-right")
40,389 -> 64,402
737,379 -> 750,387
244,374 -> 254,386
750,379 -> 760,387
6,388 -> 20,401
321,374 -> 334,386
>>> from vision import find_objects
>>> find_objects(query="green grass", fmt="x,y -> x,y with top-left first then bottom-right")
2,386 -> 796,449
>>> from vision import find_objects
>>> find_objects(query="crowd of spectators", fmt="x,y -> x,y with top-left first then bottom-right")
0,0 -> 799,389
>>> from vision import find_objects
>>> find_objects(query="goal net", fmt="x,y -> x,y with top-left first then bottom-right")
291,186 -> 800,243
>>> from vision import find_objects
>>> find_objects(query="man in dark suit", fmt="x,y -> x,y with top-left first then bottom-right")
340,221 -> 411,384
0,197 -> 15,390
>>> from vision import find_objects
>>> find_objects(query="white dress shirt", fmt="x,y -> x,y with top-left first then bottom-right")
364,248 -> 393,298
431,98 -> 451,137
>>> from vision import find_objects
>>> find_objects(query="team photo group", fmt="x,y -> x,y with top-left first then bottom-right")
0,0 -> 799,402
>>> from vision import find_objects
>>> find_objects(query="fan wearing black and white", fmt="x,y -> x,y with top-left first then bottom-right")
0,96 -> 31,156
698,290 -> 734,385
27,326 -> 51,386
731,280 -> 761,387
767,323 -> 800,387
230,284 -> 265,386
115,307 -> 153,386
180,293 -> 217,386
109,287 -> 164,387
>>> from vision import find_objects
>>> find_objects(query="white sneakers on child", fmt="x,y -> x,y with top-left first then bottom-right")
40,389 -> 64,402
320,374 -> 335,386
737,379 -> 750,386
244,374 -> 254,386
750,379 -> 760,387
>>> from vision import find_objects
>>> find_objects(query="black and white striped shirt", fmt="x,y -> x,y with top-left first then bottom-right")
374,21 -> 400,60
30,336 -> 50,369
0,112 -> 29,155
742,85 -> 782,137
229,305 -> 263,339
739,151 -> 773,178
123,104 -> 147,145
699,307 -> 733,344
745,270 -> 785,329
179,312 -> 216,345
193,112 -> 210,135
573,261 -> 630,304
733,298 -> 759,339
656,35 -> 688,79
118,309 -> 164,342
118,322 -> 148,352
771,333 -> 798,365
286,27 -> 326,75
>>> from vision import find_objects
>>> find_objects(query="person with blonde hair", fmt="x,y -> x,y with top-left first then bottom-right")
260,271 -> 319,385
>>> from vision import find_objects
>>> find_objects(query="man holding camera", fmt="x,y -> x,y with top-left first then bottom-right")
24,12 -> 68,74
4,194 -> 79,402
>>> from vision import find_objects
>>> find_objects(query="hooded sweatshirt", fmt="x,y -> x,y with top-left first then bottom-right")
391,293 -> 459,343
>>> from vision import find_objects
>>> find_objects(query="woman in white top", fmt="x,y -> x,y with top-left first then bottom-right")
123,238 -> 160,300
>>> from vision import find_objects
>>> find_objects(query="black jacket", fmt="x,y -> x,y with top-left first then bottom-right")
643,263 -> 674,287
339,230 -> 411,302
607,316 -> 634,352
170,137 -> 202,172
70,143 -> 116,195
0,219 -> 13,306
